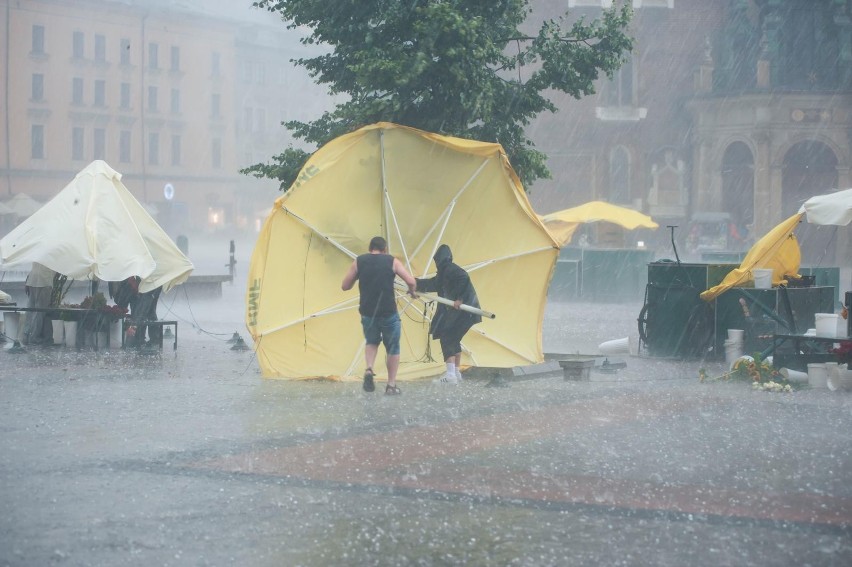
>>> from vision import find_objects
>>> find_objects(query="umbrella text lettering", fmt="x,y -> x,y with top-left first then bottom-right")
248,278 -> 261,327
293,165 -> 320,189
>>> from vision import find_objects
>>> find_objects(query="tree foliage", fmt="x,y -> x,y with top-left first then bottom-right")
243,0 -> 633,191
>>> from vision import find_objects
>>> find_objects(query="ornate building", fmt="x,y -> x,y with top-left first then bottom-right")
527,0 -> 851,266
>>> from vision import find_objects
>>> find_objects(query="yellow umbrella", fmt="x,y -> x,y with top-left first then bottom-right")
539,201 -> 659,246
700,213 -> 802,302
247,122 -> 559,381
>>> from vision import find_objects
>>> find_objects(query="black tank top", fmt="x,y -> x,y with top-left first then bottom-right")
356,253 -> 397,317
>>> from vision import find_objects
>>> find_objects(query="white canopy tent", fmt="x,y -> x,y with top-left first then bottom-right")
798,188 -> 852,226
0,160 -> 193,293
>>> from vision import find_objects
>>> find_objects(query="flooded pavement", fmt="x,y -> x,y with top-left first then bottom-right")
2,277 -> 852,566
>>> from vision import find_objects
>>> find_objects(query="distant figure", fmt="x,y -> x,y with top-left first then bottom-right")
416,244 -> 482,384
22,262 -> 56,345
341,236 -> 417,395
109,276 -> 162,348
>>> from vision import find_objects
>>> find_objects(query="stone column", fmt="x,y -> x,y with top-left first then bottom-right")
752,133 -> 773,236
692,135 -> 716,212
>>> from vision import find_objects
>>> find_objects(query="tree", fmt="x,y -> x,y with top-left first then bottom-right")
244,0 -> 633,191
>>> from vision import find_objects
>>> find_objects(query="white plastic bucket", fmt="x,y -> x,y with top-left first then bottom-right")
815,313 -> 840,338
51,319 -> 64,346
753,268 -> 774,289
63,321 -> 77,348
825,363 -> 841,391
598,336 -> 630,355
725,344 -> 745,367
807,363 -> 828,389
779,367 -> 809,383
109,320 -> 122,349
3,312 -> 20,342
727,329 -> 745,342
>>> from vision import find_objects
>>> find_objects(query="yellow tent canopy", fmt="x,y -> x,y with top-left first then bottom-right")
700,213 -> 802,302
539,201 -> 659,246
247,122 -> 559,381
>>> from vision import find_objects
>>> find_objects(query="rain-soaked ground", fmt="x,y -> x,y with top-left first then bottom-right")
2,239 -> 851,566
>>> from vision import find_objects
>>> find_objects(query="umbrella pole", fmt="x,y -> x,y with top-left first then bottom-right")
402,286 -> 496,319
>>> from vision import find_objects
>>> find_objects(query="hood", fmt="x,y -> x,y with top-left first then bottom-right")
433,244 -> 453,270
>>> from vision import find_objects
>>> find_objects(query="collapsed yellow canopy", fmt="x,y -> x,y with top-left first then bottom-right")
539,201 -> 659,246
700,213 -> 802,302
246,122 -> 559,380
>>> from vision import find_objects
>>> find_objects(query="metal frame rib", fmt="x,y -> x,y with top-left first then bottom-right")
410,157 -> 491,275
281,206 -> 358,260
379,130 -> 414,270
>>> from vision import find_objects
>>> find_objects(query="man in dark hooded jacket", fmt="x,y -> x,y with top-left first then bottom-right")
416,244 -> 481,383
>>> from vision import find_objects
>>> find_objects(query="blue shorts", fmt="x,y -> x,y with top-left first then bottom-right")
361,312 -> 401,355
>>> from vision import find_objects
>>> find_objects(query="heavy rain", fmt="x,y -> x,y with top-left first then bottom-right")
1,1 -> 852,565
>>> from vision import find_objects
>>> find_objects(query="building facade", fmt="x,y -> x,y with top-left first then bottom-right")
527,0 -> 852,266
0,0 -> 327,237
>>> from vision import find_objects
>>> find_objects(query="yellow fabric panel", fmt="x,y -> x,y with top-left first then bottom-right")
700,213 -> 803,302
248,123 -> 559,380
539,201 -> 659,247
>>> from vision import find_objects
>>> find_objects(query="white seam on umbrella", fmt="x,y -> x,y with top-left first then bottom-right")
380,129 -> 391,249
409,157 -> 490,271
344,341 -> 366,377
462,246 -> 555,273
397,290 -> 431,320
281,206 -> 357,260
258,299 -> 360,337
380,131 -> 413,270
425,203 -> 455,276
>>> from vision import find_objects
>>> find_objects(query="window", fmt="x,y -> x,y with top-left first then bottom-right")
72,127 -> 84,160
148,42 -> 158,69
256,108 -> 266,132
32,25 -> 45,55
95,34 -> 106,62
211,93 -> 220,117
119,130 -> 131,162
256,63 -> 266,86
609,146 -> 631,204
148,86 -> 158,111
31,124 -> 44,159
148,133 -> 159,165
596,51 -> 646,121
242,61 -> 253,83
170,46 -> 180,71
73,31 -> 84,59
72,77 -> 84,105
171,134 -> 181,166
94,80 -> 106,107
120,38 -> 131,65
212,138 -> 222,168
93,128 -> 105,159
170,88 -> 180,113
120,82 -> 130,109
605,54 -> 634,107
32,74 -> 44,101
211,52 -> 220,77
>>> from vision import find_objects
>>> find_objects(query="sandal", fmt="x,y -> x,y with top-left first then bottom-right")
385,384 -> 401,396
363,368 -> 375,392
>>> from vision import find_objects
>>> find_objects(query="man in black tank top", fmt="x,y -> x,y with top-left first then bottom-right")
342,236 -> 417,394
